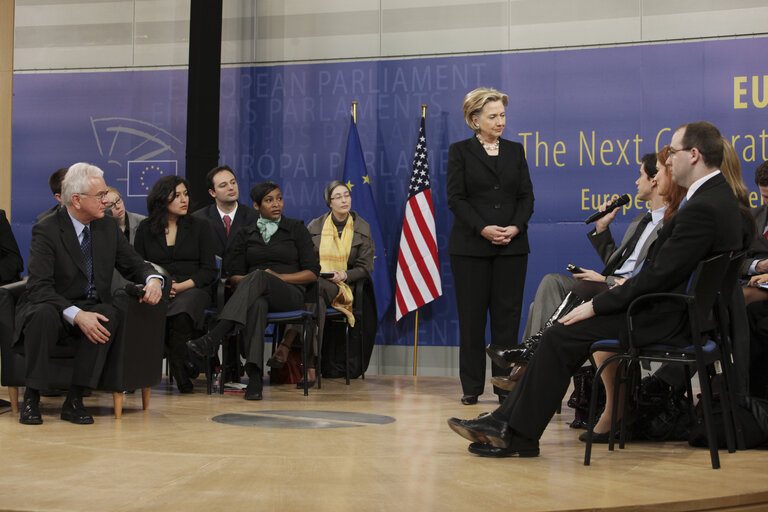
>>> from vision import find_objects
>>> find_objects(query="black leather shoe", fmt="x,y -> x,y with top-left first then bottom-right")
60,397 -> 94,424
579,428 -> 631,443
184,360 -> 200,380
187,334 -> 219,358
19,398 -> 43,425
447,413 -> 511,448
296,379 -> 316,389
486,342 -> 538,368
460,394 -> 478,405
244,382 -> 263,400
468,437 -> 539,458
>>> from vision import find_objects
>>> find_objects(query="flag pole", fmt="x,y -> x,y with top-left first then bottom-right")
413,103 -> 427,377
352,101 -> 358,124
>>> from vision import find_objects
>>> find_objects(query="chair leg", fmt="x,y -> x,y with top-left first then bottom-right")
584,353 -> 624,466
113,392 -> 123,419
345,322 -> 350,386
695,360 -> 721,469
9,386 -> 19,415
302,317 -> 309,396
316,322 -> 322,390
359,320 -> 365,380
141,387 -> 151,410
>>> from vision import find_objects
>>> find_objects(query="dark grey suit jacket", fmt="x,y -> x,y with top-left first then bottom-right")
740,204 -> 768,276
588,211 -> 661,278
15,207 -> 155,343
192,202 -> 258,260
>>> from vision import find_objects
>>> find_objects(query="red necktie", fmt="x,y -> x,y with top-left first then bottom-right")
223,215 -> 231,236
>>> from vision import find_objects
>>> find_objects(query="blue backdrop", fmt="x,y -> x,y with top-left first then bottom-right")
11,37 -> 768,348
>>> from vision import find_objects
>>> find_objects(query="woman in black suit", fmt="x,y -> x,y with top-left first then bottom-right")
134,176 -> 217,393
447,87 -> 535,405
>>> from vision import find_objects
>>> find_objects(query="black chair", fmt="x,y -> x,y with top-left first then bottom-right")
0,268 -> 170,419
583,253 -> 737,469
205,281 -> 317,396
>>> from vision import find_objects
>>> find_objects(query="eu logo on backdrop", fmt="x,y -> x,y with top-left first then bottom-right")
127,160 -> 178,196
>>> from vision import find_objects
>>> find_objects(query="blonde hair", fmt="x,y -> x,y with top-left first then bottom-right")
106,185 -> 122,199
462,87 -> 509,132
720,137 -> 750,208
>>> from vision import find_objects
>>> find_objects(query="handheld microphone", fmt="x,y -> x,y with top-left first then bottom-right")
584,194 -> 630,224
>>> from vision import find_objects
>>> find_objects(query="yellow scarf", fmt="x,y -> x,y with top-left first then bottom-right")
318,214 -> 355,326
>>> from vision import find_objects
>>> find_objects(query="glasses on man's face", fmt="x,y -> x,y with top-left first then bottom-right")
668,146 -> 692,157
78,190 -> 110,202
105,197 -> 123,209
330,193 -> 351,202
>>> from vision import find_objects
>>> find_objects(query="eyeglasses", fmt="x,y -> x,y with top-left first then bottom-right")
105,197 -> 123,209
78,190 -> 110,201
330,192 -> 351,202
668,146 -> 692,157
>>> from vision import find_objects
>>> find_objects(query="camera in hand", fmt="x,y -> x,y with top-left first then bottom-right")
320,272 -> 335,278
566,263 -> 584,274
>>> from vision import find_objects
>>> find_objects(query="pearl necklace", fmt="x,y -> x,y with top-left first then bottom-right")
476,134 -> 499,152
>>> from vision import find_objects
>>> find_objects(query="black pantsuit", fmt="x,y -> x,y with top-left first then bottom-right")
451,253 -> 528,395
218,270 -> 304,366
446,135 -> 534,397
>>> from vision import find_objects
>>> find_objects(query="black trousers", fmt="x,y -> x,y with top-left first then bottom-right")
218,270 -> 304,370
21,301 -> 119,391
451,253 -> 528,396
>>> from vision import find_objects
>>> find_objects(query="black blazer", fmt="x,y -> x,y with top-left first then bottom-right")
446,136 -> 534,257
192,202 -> 258,258
134,215 -> 217,288
0,209 -> 23,285
15,207 -> 156,341
593,173 -> 744,324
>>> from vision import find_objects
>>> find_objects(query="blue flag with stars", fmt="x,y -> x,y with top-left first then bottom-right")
342,116 -> 392,321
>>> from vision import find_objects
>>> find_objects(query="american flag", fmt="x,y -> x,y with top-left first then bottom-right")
395,117 -> 442,322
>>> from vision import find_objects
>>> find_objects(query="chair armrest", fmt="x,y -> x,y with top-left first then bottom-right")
625,292 -> 694,349
0,277 -> 28,301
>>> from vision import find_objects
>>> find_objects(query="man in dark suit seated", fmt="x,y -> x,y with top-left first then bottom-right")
447,121 -> 745,457
192,165 -> 258,268
192,165 -> 258,381
14,163 -> 163,425
35,167 -> 68,223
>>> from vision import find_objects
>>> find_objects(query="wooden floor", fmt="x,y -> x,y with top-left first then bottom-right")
1,375 -> 767,512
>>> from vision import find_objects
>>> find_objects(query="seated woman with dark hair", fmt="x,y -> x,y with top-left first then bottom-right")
187,181 -> 320,400
134,176 -> 217,393
267,180 -> 374,387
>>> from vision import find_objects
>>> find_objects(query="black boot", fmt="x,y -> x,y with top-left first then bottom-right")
168,315 -> 194,393
244,363 -> 263,400
486,292 -> 586,367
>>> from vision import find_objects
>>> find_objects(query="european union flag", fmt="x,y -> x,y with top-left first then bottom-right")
127,160 -> 178,197
342,116 -> 392,322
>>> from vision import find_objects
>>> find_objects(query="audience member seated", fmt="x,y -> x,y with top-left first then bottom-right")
35,167 -> 68,223
269,180 -> 374,387
192,165 -> 258,270
0,209 -> 23,286
105,186 -> 145,245
187,181 -> 320,401
134,176 -> 217,393
14,162 -> 163,425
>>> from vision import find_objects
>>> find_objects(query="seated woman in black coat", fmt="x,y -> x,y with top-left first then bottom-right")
187,181 -> 320,400
134,176 -> 217,393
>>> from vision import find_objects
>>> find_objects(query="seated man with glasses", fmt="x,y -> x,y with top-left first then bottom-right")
14,163 -> 164,425
104,186 -> 146,246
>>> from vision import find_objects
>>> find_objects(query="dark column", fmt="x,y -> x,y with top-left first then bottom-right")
185,0 -> 223,210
